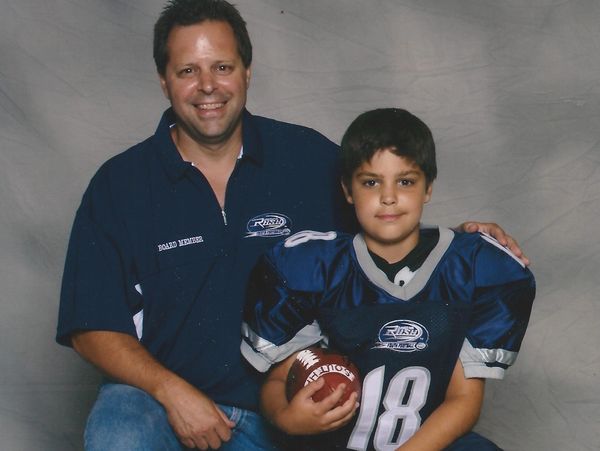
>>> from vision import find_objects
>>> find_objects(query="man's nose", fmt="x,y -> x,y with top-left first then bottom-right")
197,71 -> 216,94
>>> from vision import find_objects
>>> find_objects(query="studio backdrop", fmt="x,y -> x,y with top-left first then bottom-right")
1,1 -> 598,449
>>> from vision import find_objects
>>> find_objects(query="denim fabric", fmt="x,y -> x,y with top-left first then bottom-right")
217,405 -> 283,451
84,383 -> 283,451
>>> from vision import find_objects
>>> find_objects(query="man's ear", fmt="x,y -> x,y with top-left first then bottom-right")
424,182 -> 433,203
341,180 -> 354,204
245,65 -> 252,88
159,73 -> 169,100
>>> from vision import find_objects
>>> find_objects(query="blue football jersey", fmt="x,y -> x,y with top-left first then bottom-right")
241,228 -> 535,450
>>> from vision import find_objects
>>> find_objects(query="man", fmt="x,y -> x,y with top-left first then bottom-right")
56,1 -> 527,450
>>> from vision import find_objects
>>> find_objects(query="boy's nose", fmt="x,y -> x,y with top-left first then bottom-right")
381,189 -> 397,205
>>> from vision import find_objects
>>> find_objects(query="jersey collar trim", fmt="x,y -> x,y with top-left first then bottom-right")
353,226 -> 454,299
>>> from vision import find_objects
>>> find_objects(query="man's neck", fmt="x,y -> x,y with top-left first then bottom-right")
170,125 -> 242,208
170,124 -> 242,167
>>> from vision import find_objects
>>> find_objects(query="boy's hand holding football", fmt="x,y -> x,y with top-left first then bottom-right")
273,377 -> 359,435
261,349 -> 360,435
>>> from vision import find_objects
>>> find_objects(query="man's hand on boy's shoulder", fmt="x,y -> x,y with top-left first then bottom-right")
457,222 -> 530,266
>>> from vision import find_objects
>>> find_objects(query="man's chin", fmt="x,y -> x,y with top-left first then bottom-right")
174,120 -> 240,147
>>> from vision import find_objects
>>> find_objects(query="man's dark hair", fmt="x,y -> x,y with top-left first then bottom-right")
340,108 -> 437,189
154,0 -> 252,76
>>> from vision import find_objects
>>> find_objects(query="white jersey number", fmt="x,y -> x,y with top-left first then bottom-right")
284,230 -> 337,248
347,366 -> 430,451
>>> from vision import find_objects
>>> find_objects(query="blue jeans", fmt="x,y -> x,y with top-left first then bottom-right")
84,383 -> 284,450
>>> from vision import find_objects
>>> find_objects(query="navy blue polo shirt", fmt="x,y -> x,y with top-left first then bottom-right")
57,108 -> 351,410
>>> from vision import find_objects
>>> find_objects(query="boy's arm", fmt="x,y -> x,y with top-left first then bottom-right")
396,360 -> 484,451
261,352 -> 359,435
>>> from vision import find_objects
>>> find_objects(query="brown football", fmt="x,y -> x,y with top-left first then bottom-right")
285,347 -> 361,407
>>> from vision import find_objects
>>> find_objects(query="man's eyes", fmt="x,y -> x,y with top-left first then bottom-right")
177,65 -> 233,75
216,64 -> 233,73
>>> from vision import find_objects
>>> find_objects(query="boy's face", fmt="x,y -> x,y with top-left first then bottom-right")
342,148 -> 432,262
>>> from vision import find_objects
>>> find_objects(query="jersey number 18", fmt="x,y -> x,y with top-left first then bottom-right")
347,366 -> 431,451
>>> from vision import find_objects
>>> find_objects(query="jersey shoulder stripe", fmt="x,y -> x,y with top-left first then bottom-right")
463,232 -> 533,288
479,232 -> 525,268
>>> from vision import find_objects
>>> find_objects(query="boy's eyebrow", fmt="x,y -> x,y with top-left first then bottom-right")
355,169 -> 422,177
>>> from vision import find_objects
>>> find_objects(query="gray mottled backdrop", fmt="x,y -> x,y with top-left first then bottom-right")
1,1 -> 598,450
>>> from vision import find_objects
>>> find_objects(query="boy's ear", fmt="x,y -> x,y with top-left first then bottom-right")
424,182 -> 433,203
341,180 -> 354,204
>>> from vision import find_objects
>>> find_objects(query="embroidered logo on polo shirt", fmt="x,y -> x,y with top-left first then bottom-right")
157,235 -> 204,252
373,319 -> 429,353
245,213 -> 291,238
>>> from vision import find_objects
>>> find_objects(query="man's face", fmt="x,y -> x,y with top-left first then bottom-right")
343,148 -> 432,262
159,20 -> 251,148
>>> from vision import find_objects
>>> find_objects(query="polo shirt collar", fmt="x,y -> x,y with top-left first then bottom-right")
240,109 -> 264,165
154,108 -> 187,182
155,108 -> 263,183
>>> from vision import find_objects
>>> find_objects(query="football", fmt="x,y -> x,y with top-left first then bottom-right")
286,347 -> 361,407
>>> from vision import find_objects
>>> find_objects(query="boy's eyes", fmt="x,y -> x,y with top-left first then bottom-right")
360,178 -> 415,187
362,179 -> 378,187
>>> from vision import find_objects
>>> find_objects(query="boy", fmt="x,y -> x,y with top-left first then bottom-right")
241,108 -> 535,450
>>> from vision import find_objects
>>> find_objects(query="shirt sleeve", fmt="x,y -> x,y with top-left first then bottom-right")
56,168 -> 140,346
241,237 -> 332,372
460,236 -> 536,379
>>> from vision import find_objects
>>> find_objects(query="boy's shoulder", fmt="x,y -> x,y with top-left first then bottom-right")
263,230 -> 356,289
270,230 -> 354,261
451,231 -> 532,287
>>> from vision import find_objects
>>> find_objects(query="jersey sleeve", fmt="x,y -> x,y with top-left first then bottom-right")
56,167 -> 140,346
459,235 -> 536,379
241,231 -> 339,372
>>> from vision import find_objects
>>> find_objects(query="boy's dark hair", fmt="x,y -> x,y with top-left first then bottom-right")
154,0 -> 252,76
340,108 -> 437,189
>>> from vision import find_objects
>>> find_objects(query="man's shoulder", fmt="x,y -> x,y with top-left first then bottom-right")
96,109 -> 172,176
79,130 -> 164,214
104,134 -> 156,167
246,111 -> 338,150
248,112 -> 325,135
87,137 -> 153,189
